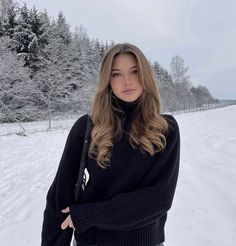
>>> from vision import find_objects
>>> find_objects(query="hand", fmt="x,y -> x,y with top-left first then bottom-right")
61,207 -> 75,230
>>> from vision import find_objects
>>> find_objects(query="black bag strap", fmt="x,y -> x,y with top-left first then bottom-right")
74,113 -> 93,201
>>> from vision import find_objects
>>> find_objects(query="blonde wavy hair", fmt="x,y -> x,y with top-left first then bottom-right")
88,43 -> 169,169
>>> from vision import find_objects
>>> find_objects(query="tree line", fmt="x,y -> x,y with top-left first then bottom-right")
0,0 -> 218,123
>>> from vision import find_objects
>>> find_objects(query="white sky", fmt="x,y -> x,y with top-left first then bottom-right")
16,0 -> 236,100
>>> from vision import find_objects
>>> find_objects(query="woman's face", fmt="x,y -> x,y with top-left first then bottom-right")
109,54 -> 143,102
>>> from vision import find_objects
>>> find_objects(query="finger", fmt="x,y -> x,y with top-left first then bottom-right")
61,207 -> 70,213
61,215 -> 70,230
67,215 -> 75,229
61,221 -> 68,230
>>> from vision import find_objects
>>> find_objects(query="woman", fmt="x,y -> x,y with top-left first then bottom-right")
41,43 -> 180,246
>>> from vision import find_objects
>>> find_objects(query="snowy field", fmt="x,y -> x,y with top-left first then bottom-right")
0,105 -> 236,246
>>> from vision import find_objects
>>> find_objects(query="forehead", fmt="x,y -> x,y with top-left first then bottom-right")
112,53 -> 137,69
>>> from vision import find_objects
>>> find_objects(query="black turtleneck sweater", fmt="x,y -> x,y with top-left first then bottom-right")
41,96 -> 180,246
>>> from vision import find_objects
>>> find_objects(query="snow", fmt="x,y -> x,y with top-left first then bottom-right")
0,106 -> 236,246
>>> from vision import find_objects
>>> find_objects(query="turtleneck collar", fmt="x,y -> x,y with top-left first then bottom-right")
111,93 -> 140,133
111,93 -> 140,115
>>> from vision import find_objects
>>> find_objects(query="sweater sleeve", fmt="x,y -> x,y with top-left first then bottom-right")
41,115 -> 87,246
69,115 -> 180,233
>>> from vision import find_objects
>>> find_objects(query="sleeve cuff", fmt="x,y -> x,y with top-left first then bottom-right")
69,203 -> 97,234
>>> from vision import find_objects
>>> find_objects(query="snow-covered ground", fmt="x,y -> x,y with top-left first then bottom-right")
0,105 -> 236,246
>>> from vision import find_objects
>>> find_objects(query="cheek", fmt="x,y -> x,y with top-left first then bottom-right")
136,81 -> 143,90
110,81 -> 121,92
137,84 -> 144,95
138,86 -> 143,95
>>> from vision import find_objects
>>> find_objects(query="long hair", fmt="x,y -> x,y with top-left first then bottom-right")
88,43 -> 168,169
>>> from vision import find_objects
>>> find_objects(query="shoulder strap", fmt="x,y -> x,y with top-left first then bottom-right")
74,113 -> 93,202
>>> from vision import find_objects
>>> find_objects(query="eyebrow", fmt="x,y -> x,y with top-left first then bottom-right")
111,65 -> 137,72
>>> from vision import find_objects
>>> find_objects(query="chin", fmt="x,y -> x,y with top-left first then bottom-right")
116,92 -> 141,102
123,96 -> 139,102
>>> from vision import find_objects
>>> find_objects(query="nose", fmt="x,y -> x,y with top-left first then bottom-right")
124,74 -> 131,85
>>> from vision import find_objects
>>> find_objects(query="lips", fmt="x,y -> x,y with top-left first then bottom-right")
123,89 -> 135,93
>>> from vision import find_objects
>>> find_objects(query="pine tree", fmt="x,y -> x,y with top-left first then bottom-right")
0,0 -> 18,38
11,4 -> 50,73
0,36 -> 40,122
71,25 -> 99,112
50,11 -> 71,44
153,61 -> 176,112
33,38 -> 75,115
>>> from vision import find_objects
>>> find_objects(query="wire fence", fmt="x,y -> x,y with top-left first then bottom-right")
0,102 -> 235,137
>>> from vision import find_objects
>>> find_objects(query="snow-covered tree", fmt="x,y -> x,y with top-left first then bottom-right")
0,37 -> 40,122
170,55 -> 192,111
153,62 -> 176,112
0,0 -> 18,37
33,37 -> 79,117
170,55 -> 189,84
0,0 -> 15,22
70,26 -> 99,112
48,11 -> 71,44
12,4 -> 50,73
190,85 -> 215,108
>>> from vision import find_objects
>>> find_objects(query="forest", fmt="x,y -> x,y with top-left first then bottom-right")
0,0 -> 220,123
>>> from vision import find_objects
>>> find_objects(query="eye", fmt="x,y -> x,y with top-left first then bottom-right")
130,69 -> 138,75
111,73 -> 121,77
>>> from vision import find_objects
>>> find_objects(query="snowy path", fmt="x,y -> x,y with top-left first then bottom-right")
0,129 -> 69,245
167,105 -> 236,246
0,106 -> 236,246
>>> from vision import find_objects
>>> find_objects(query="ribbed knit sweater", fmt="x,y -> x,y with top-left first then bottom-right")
41,95 -> 180,246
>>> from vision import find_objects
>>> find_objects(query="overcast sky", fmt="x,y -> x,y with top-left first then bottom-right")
16,0 -> 236,100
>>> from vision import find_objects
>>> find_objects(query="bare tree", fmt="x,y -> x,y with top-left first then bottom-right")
170,55 -> 192,111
